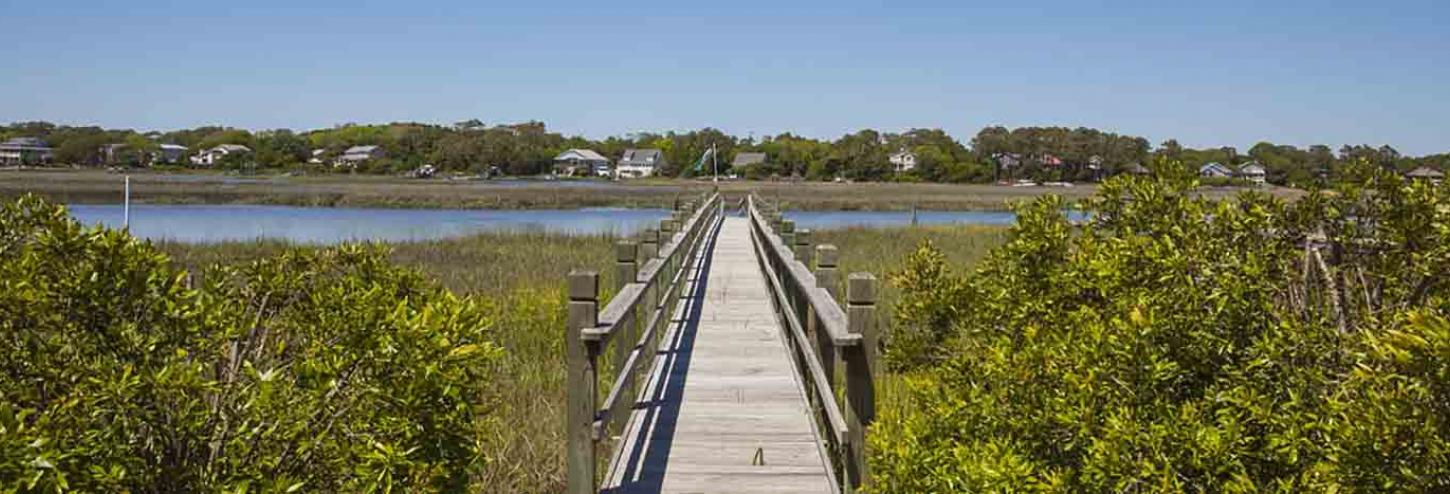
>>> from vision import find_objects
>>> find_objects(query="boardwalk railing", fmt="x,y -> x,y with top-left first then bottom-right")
566,191 -> 723,494
746,194 -> 877,493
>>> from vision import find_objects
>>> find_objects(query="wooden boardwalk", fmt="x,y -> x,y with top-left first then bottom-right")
602,216 -> 836,493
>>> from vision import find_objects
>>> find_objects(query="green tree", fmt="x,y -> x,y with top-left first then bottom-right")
0,196 -> 504,492
870,166 -> 1450,492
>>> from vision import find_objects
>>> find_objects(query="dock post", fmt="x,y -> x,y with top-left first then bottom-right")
660,218 -> 677,291
613,240 -> 639,437
566,271 -> 600,494
795,228 -> 813,269
780,220 -> 795,257
639,228 -> 661,347
814,245 -> 839,388
844,273 -> 877,492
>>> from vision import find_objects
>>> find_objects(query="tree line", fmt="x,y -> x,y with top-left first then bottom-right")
3,120 -> 1445,185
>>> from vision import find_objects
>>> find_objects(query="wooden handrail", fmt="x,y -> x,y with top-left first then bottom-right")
567,191 -> 722,494
746,193 -> 877,492
747,198 -> 861,347
749,217 -> 850,445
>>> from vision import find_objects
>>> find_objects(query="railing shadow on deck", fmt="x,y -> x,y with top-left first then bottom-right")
601,211 -> 723,494
565,192 -> 723,494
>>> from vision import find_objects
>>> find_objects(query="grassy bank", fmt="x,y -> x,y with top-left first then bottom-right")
0,168 -> 1305,212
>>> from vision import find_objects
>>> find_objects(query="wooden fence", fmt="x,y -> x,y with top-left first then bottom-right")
565,191 -> 723,493
746,194 -> 877,493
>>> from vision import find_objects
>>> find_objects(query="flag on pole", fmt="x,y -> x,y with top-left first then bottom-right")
693,146 -> 714,172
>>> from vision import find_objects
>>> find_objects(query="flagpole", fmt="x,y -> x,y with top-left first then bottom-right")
712,143 -> 718,183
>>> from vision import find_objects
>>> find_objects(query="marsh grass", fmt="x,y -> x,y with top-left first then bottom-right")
814,224 -> 1007,334
154,223 -> 1003,492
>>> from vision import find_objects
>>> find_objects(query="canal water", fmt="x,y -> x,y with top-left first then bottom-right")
67,204 -> 1035,243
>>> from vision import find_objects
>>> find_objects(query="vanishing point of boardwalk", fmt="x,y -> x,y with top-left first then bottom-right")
567,194 -> 878,494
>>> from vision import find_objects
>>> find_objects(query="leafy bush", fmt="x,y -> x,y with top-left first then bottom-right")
871,164 -> 1449,492
0,196 -> 502,492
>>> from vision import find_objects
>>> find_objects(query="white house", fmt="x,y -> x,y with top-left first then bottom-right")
889,149 -> 917,173
308,149 -> 327,165
191,144 -> 251,166
0,137 -> 54,166
338,145 -> 385,166
553,149 -> 611,177
1199,162 -> 1234,178
156,144 -> 188,164
1238,162 -> 1267,185
617,149 -> 666,179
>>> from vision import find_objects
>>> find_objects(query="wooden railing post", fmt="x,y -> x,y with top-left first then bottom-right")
660,218 -> 677,278
780,220 -> 796,257
566,271 -> 600,494
844,273 -> 877,492
638,228 -> 661,356
814,245 -> 840,388
613,241 -> 639,437
639,229 -> 659,270
779,220 -> 798,313
795,228 -> 813,269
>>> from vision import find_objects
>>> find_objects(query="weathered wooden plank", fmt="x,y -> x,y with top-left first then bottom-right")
602,217 -> 835,494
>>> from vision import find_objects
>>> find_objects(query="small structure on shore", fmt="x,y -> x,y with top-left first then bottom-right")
731,152 -> 766,168
889,149 -> 917,173
1199,162 -> 1234,179
553,149 -> 611,177
617,149 -> 665,178
1406,166 -> 1444,185
191,144 -> 251,166
0,137 -> 54,166
339,145 -> 385,166
1238,162 -> 1267,185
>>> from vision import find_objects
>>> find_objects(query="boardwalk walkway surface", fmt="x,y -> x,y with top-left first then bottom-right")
602,216 -> 835,493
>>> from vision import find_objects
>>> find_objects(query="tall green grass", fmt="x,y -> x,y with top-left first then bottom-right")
814,224 -> 1006,334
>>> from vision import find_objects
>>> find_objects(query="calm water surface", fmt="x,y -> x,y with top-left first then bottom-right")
69,204 -> 672,243
67,204 -> 1045,243
785,210 -> 1023,230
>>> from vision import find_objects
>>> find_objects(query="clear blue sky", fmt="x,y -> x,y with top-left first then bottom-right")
2,1 -> 1447,154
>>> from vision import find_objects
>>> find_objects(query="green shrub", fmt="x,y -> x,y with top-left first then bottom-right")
870,164 -> 1449,492
0,195 -> 502,492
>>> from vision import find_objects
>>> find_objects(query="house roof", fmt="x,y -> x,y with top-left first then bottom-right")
620,149 -> 664,167
344,145 -> 380,154
995,153 -> 1022,167
0,137 -> 51,149
731,152 -> 767,166
159,144 -> 188,151
212,144 -> 251,153
1407,166 -> 1445,178
1200,162 -> 1232,174
555,149 -> 609,162
1239,162 -> 1266,174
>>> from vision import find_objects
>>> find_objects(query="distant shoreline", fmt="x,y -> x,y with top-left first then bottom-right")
1,168 -> 1300,212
